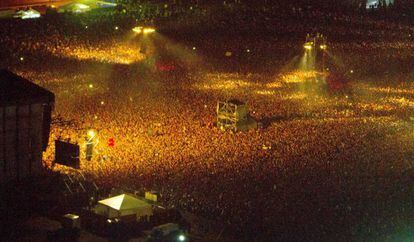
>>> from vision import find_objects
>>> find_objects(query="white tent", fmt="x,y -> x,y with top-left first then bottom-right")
94,194 -> 153,220
366,0 -> 394,9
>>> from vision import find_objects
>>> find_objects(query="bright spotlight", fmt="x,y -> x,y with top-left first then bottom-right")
132,26 -> 155,34
143,27 -> 156,34
87,129 -> 96,138
132,26 -> 143,33
73,3 -> 90,13
21,9 -> 41,19
304,42 -> 313,50
178,234 -> 186,241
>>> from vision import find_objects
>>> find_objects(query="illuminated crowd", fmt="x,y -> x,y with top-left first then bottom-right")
2,5 -> 414,240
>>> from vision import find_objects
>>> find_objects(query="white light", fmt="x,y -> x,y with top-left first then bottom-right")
21,10 -> 41,19
192,47 -> 196,50
87,130 -> 96,138
89,84 -> 93,88
178,234 -> 186,241
19,57 -> 24,61
100,101 -> 105,105
115,26 -> 119,30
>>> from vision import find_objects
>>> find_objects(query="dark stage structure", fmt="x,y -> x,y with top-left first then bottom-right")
0,70 -> 54,180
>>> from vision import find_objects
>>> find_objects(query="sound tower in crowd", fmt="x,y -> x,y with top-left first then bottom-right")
217,99 -> 257,132
0,69 -> 54,180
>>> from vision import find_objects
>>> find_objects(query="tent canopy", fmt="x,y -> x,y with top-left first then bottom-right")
98,194 -> 151,211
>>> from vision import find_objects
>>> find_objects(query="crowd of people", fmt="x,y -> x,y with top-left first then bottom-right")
2,3 -> 414,241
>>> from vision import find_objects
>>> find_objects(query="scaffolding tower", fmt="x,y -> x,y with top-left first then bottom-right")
217,99 -> 257,132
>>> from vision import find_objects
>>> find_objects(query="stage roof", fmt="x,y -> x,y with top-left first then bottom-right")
0,69 -> 55,106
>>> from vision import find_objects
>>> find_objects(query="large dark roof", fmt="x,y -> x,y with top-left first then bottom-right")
0,69 -> 55,106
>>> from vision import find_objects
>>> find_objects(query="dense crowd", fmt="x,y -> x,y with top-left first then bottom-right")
2,4 -> 414,241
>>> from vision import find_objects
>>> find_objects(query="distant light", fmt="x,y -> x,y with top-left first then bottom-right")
19,57 -> 24,61
304,42 -> 313,50
320,44 -> 327,50
115,26 -> 119,30
192,47 -> 196,50
132,26 -> 143,33
85,25 -> 88,29
100,101 -> 105,105
178,234 -> 186,241
87,129 -> 96,138
143,27 -> 156,34
73,3 -> 90,13
246,49 -> 250,53
133,26 -> 155,34
89,84 -> 93,88
21,9 -> 41,19
350,70 -> 354,74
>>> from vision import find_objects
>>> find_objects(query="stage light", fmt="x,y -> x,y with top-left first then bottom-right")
132,26 -> 143,33
21,9 -> 41,19
73,3 -> 90,13
304,42 -> 313,50
178,234 -> 186,241
143,27 -> 156,34
87,129 -> 96,139
132,26 -> 155,34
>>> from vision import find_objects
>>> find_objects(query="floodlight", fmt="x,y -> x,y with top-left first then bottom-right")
21,10 -> 41,19
143,27 -> 156,34
304,42 -> 313,50
178,234 -> 186,241
87,130 -> 96,139
132,26 -> 143,33
133,26 -> 155,34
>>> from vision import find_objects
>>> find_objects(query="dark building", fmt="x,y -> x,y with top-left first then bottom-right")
0,70 -> 54,180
